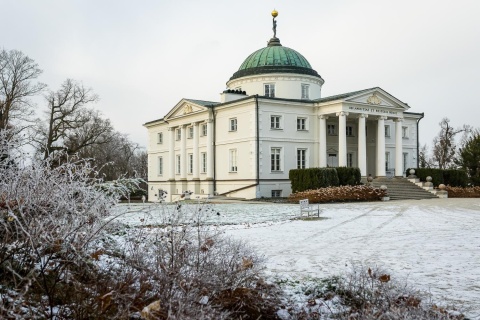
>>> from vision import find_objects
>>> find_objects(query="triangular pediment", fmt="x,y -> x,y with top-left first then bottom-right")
345,88 -> 410,110
164,99 -> 214,120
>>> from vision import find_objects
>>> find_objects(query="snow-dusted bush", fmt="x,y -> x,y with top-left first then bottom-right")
0,133 -> 275,319
289,185 -> 386,203
281,265 -> 464,320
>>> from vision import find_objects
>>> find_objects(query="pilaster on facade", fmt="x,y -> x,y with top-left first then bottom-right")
193,122 -> 200,180
206,119 -> 214,181
318,115 -> 328,167
180,125 -> 187,180
168,127 -> 175,181
358,113 -> 368,176
394,118 -> 404,177
376,116 -> 387,177
336,111 -> 349,167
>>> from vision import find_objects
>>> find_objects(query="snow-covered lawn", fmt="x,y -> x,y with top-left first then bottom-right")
115,198 -> 480,317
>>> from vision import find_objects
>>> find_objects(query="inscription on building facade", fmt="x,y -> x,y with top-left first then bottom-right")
348,106 -> 398,115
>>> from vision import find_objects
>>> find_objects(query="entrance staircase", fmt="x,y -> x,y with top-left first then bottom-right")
370,177 -> 438,200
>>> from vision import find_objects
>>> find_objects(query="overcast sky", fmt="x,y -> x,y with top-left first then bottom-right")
3,0 -> 480,149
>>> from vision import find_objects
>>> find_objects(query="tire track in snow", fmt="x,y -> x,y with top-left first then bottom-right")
302,206 -> 380,241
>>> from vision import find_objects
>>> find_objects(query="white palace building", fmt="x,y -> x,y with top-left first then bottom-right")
144,11 -> 424,202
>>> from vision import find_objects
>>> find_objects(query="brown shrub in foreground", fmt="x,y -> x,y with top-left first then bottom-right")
289,185 -> 386,204
445,186 -> 480,198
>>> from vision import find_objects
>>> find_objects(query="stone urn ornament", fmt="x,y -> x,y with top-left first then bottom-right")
408,168 -> 417,179
424,176 -> 433,189
380,185 -> 389,201
367,174 -> 373,186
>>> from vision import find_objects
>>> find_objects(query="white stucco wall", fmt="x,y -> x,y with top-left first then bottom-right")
227,73 -> 323,100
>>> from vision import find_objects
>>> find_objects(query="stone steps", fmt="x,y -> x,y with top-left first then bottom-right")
370,177 -> 438,200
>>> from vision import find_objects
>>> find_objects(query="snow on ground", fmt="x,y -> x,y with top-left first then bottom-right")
114,198 -> 480,318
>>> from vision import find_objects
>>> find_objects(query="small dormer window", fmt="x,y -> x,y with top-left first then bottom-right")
264,84 -> 275,98
301,84 -> 310,99
229,118 -> 237,131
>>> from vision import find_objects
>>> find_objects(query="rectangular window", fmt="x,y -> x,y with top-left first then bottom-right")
188,153 -> 193,174
229,118 -> 237,131
402,126 -> 408,138
271,115 -> 281,129
271,190 -> 282,197
271,147 -> 281,171
157,132 -> 163,144
346,126 -> 353,136
385,152 -> 391,171
229,149 -> 238,172
328,124 -> 336,135
301,84 -> 310,99
201,124 -> 207,136
188,126 -> 193,139
264,83 -> 275,97
176,128 -> 181,141
347,153 -> 354,167
158,157 -> 163,175
385,125 -> 391,138
297,117 -> 307,130
297,149 -> 307,169
176,155 -> 181,174
201,152 -> 207,173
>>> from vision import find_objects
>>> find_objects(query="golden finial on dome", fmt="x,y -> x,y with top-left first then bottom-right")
271,9 -> 278,18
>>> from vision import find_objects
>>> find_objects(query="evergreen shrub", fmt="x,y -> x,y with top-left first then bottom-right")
443,169 -> 468,187
336,167 -> 361,186
289,168 -> 339,193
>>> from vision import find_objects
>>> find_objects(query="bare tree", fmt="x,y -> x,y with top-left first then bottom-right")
418,144 -> 433,168
35,79 -> 115,159
78,132 -> 146,181
431,118 -> 471,169
0,49 -> 46,130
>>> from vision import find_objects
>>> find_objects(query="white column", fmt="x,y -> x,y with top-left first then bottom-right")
192,122 -> 199,179
358,114 -> 368,176
180,125 -> 187,180
376,116 -> 387,177
319,115 -> 328,167
206,119 -> 214,180
337,112 -> 348,167
395,118 -> 404,177
168,127 -> 175,180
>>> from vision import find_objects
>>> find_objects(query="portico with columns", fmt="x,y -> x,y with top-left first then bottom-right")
314,88 -> 414,178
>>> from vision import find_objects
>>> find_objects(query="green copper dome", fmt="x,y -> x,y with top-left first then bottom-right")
230,38 -> 321,81
239,46 -> 312,70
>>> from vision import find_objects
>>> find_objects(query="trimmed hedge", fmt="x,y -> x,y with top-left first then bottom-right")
289,168 -> 339,193
443,169 -> 468,187
406,168 -> 468,187
336,167 -> 361,186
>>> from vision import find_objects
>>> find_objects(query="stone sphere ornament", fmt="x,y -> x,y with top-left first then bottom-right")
438,184 -> 446,190
367,175 -> 373,183
409,169 -> 416,175
380,185 -> 388,191
426,176 -> 432,182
